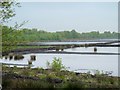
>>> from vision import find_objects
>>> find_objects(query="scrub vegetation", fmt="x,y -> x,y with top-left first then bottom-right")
2,58 -> 120,89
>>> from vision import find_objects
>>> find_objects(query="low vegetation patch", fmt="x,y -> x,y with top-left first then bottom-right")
2,58 -> 120,89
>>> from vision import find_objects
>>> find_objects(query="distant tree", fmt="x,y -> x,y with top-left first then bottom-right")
71,29 -> 79,39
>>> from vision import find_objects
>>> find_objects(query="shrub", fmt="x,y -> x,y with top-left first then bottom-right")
46,57 -> 65,71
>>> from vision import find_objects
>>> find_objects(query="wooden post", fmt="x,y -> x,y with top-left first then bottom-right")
28,60 -> 32,69
28,60 -> 32,65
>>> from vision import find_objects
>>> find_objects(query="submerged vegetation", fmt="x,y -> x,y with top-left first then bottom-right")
2,58 -> 120,89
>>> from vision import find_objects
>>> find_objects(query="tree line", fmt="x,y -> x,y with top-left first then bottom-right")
0,1 -> 119,53
1,25 -> 119,45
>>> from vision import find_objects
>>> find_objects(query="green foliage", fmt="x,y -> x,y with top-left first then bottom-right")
46,57 -> 65,71
2,66 -> 119,89
2,26 -> 119,43
1,25 -> 119,52
2,79 -> 54,89
0,0 -> 20,53
20,69 -> 30,76
94,70 -> 101,75
0,0 -> 20,23
51,57 -> 65,71
38,74 -> 47,79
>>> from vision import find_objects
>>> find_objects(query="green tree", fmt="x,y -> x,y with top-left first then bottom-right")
0,0 -> 20,53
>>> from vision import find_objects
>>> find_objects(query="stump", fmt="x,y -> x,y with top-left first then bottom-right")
14,54 -> 24,60
28,60 -> 32,69
30,55 -> 36,61
5,56 -> 7,59
9,55 -> 13,60
28,60 -> 32,65
94,47 -> 97,52
56,48 -> 59,51
8,53 -> 14,60
61,48 -> 64,51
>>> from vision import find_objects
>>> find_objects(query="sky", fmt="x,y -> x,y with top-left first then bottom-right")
6,2 -> 118,33
17,0 -> 119,2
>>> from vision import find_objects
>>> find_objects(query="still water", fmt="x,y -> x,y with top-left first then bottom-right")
1,46 -> 118,76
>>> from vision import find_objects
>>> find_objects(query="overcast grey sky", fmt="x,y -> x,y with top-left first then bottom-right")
7,2 -> 118,32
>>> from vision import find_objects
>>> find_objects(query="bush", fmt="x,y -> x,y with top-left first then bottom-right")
46,57 -> 65,71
